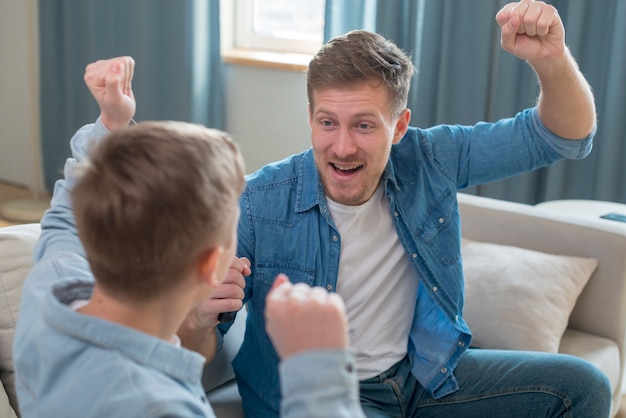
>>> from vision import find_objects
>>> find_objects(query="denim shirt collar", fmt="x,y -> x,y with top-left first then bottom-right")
383,155 -> 399,192
45,279 -> 206,385
295,149 -> 326,213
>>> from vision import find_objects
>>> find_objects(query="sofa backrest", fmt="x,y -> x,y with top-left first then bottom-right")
458,193 -> 626,344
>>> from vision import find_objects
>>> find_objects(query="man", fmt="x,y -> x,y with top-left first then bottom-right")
227,0 -> 611,417
13,57 -> 364,417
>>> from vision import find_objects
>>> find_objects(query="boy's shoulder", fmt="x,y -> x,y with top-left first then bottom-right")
15,289 -> 211,417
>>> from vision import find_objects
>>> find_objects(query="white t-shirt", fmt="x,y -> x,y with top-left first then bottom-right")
327,185 -> 419,380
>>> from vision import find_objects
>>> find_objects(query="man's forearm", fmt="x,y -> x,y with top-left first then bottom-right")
534,48 -> 596,140
178,324 -> 219,363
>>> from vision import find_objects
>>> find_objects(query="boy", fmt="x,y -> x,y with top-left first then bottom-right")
13,57 -> 363,417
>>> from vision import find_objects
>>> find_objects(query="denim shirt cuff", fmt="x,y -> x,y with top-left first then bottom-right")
279,349 -> 358,393
530,107 -> 595,159
279,349 -> 362,417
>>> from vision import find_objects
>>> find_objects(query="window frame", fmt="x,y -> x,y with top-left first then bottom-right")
231,0 -> 325,56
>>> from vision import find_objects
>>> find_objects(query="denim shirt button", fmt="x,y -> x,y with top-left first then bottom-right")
432,286 -> 438,292
438,217 -> 445,224
326,284 -> 333,291
332,235 -> 339,241
394,211 -> 399,217
441,367 -> 447,373
412,253 -> 417,259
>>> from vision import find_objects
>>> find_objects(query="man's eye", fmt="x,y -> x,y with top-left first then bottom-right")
321,120 -> 333,127
358,123 -> 372,130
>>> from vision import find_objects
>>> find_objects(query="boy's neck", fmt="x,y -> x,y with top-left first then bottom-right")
78,284 -> 190,343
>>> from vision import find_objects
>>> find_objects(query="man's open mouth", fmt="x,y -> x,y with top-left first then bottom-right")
331,162 -> 362,175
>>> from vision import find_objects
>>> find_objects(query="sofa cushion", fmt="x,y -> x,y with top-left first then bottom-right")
206,382 -> 244,418
0,223 -> 40,413
462,238 -> 597,353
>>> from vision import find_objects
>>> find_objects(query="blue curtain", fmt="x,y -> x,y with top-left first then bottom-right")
325,0 -> 626,204
38,0 -> 223,192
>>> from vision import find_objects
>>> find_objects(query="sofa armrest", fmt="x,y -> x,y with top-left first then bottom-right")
0,223 -> 41,417
458,192 -> 626,414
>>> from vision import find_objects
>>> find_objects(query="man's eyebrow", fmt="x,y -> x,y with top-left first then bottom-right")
353,112 -> 380,119
314,109 -> 381,120
314,108 -> 336,117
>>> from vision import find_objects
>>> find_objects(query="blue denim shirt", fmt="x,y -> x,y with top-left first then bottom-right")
232,107 -> 594,416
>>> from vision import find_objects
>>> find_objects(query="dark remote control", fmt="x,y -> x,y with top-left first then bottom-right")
599,212 -> 626,223
218,311 -> 237,323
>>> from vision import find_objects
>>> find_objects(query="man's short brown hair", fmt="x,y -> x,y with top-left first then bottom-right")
307,30 -> 414,118
71,121 -> 245,301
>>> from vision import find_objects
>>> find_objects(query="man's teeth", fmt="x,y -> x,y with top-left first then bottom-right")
333,163 -> 360,171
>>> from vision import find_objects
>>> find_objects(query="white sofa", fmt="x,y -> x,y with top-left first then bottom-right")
2,192 -> 626,417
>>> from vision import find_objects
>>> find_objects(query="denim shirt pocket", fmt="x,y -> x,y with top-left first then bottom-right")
251,263 -> 316,314
415,190 -> 460,266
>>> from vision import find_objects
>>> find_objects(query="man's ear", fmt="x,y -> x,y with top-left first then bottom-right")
198,246 -> 224,288
393,108 -> 411,144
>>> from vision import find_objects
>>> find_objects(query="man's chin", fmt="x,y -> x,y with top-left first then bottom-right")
326,188 -> 367,206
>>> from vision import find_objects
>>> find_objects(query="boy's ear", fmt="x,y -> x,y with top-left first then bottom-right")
198,246 -> 224,287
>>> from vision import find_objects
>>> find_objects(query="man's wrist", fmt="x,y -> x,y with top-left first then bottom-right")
529,47 -> 576,80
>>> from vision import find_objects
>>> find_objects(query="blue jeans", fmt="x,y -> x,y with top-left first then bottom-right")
360,350 -> 611,417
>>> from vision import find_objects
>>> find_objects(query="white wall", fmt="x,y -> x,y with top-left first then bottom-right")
0,0 -> 43,193
223,63 -> 312,174
0,1 -> 309,187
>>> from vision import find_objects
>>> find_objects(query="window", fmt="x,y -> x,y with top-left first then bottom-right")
232,0 -> 325,55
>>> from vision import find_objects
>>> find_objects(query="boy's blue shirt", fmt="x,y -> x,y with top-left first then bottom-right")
13,120 -> 214,418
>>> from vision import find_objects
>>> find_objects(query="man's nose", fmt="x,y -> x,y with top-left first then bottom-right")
334,128 -> 357,157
